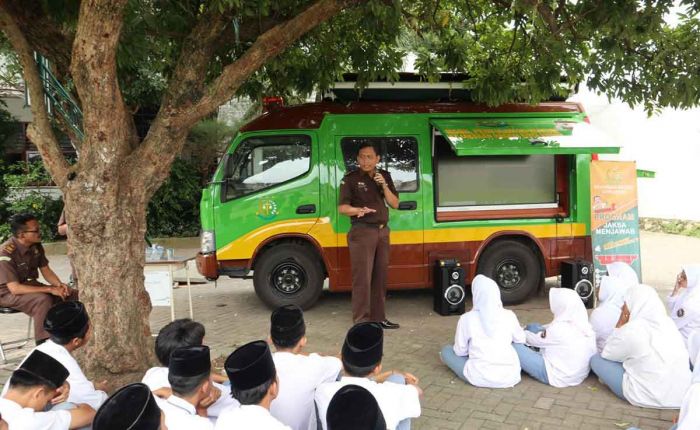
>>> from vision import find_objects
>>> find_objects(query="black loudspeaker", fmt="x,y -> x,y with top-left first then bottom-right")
560,259 -> 595,309
434,259 -> 466,316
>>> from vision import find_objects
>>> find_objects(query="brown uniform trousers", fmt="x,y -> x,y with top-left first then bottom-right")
0,283 -> 79,341
348,225 -> 390,323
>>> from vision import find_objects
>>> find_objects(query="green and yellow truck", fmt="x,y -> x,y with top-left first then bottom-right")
196,99 -> 618,308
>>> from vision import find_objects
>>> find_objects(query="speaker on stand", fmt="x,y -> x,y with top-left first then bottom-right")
560,259 -> 595,309
434,259 -> 466,316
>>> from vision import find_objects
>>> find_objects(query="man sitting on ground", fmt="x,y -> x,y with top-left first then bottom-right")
216,340 -> 290,429
314,322 -> 422,430
0,350 -> 95,429
326,384 -> 385,430
93,383 -> 165,430
269,305 -> 342,430
142,318 -> 237,416
2,301 -> 108,409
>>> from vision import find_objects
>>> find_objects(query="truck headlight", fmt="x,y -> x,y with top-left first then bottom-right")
200,230 -> 215,254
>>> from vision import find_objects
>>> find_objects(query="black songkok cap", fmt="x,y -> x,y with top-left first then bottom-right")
327,384 -> 386,430
93,383 -> 161,430
225,340 -> 276,391
270,305 -> 306,344
342,322 -> 383,368
169,345 -> 211,377
44,301 -> 89,338
17,350 -> 69,388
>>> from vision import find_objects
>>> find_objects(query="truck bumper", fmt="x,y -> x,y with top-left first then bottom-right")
196,252 -> 219,280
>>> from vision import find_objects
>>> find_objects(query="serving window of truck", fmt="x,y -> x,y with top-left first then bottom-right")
196,99 -> 618,309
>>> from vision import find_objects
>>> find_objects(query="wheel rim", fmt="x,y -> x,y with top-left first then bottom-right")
495,259 -> 524,291
271,261 -> 306,295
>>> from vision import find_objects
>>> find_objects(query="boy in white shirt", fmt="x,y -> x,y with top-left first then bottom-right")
216,340 -> 291,429
269,305 -> 342,430
142,318 -> 237,417
0,350 -> 95,430
3,301 -> 108,409
159,346 -> 215,430
326,384 -> 385,430
93,383 -> 165,430
314,322 -> 422,430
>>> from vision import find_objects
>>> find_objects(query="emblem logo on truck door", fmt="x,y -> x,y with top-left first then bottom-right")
256,199 -> 279,221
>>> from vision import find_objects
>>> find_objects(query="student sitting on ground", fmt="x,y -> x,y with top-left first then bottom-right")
326,384 -> 385,430
514,288 -> 597,387
314,322 -> 422,430
591,284 -> 691,408
269,305 -> 342,430
142,318 -> 237,416
216,340 -> 290,429
0,414 -> 6,430
668,265 -> 700,347
1,301 -> 108,409
160,346 -> 215,430
0,350 -> 95,429
607,261 -> 640,289
439,275 -> 526,388
676,332 -> 700,429
92,383 -> 165,430
590,276 -> 630,352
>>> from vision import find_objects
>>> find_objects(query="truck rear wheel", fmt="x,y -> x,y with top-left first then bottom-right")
477,239 -> 542,305
253,242 -> 324,310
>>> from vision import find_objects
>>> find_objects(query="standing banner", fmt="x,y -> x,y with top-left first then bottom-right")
590,161 -> 642,284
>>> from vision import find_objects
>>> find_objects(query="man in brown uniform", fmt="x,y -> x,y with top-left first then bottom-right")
338,142 -> 400,329
0,213 -> 78,343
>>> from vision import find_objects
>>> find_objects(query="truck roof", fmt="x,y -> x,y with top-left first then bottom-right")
240,100 -> 585,132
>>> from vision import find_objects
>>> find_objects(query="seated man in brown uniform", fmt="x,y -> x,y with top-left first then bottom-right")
0,213 -> 78,344
338,142 -> 400,329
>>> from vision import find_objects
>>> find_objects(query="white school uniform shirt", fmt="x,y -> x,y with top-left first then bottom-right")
1,340 -> 108,410
270,351 -> 342,430
215,405 -> 291,430
668,265 -> 700,347
678,332 -> 700,430
452,275 -> 526,388
142,366 -> 238,417
603,284 -> 691,408
314,376 -> 421,430
159,395 -> 214,430
524,288 -> 597,388
0,397 -> 71,430
590,276 -> 629,352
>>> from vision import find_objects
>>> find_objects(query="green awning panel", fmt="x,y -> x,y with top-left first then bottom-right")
430,118 -> 620,156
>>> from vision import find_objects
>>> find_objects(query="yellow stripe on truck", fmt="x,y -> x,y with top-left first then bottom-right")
216,219 -> 587,260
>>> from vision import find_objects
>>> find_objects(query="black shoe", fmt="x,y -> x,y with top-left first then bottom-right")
379,319 -> 400,329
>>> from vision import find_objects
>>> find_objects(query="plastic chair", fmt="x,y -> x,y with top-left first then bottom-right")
0,307 -> 33,363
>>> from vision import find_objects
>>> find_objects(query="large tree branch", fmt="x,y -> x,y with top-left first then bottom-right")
71,0 -> 135,160
131,0 -> 365,191
0,4 -> 70,187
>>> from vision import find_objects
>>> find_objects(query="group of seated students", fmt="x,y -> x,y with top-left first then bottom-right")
440,262 -> 700,430
0,301 -> 422,429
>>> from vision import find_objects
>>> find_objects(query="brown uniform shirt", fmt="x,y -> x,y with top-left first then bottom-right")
339,169 -> 398,226
0,237 -> 49,291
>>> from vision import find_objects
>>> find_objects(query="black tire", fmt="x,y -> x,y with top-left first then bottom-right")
253,242 -> 324,310
476,239 -> 542,305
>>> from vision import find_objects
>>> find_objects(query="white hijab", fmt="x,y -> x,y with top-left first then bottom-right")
598,275 -> 629,309
690,331 -> 700,381
678,331 -> 700,430
549,288 -> 594,337
471,274 -> 506,337
606,262 -> 639,288
673,265 -> 700,329
625,284 -> 686,362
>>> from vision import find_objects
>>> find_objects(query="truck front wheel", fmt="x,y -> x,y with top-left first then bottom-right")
477,239 -> 542,305
253,243 -> 324,310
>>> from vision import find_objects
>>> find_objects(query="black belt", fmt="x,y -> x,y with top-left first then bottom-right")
352,223 -> 387,229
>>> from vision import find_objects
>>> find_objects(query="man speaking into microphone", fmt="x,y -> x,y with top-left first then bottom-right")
338,142 -> 400,329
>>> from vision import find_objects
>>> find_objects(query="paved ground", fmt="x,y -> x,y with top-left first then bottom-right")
2,230 -> 699,429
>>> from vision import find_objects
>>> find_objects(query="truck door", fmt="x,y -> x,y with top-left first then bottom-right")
333,136 -> 424,289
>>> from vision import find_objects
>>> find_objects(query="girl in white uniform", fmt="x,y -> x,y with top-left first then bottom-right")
676,332 -> 700,429
606,261 -> 640,289
590,276 -> 630,352
667,265 -> 700,347
514,288 -> 597,387
592,284 -> 691,408
439,275 -> 526,388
